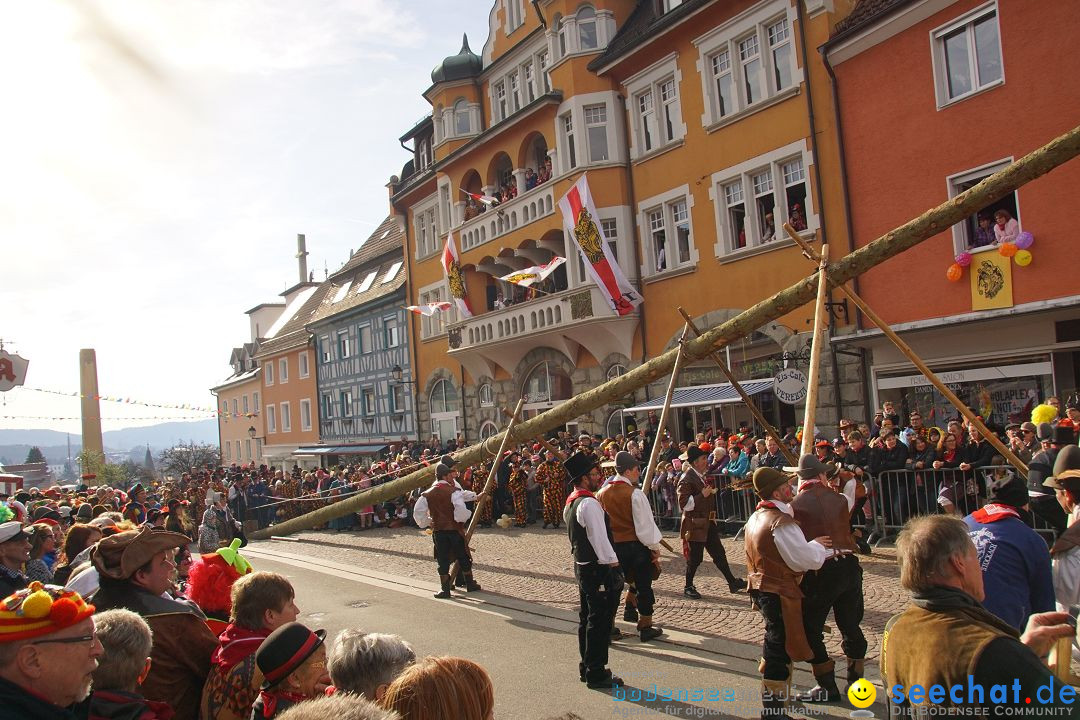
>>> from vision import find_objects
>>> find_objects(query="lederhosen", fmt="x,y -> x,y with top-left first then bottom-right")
423,481 -> 471,575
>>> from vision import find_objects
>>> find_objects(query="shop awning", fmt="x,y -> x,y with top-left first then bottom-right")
622,379 -> 774,413
294,444 -> 388,456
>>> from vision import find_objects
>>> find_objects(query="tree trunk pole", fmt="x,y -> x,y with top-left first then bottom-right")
782,225 -> 1029,476
801,243 -> 830,456
249,124 -> 1079,540
677,307 -> 797,466
641,324 -> 691,496
464,398 -> 525,541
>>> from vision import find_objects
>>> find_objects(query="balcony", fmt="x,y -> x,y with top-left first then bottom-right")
445,284 -> 639,381
459,181 -> 556,251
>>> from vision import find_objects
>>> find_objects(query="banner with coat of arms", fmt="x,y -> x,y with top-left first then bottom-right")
557,174 -> 642,316
441,231 -> 473,318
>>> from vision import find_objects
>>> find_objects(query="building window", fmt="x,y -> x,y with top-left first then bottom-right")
454,100 -> 470,135
338,331 -> 350,359
419,283 -> 457,339
417,137 -> 432,171
578,6 -> 598,50
538,51 -> 551,92
256,438 -> 263,458
561,113 -> 577,170
300,398 -> 312,431
710,50 -> 735,119
224,442 -> 230,461
645,196 -> 693,273
320,336 -> 331,363
390,384 -> 404,413
385,317 -> 400,348
607,364 -> 627,380
245,439 -> 252,460
429,378 -> 460,440
494,81 -> 507,122
636,90 -> 656,153
361,387 -> 375,416
359,325 -> 373,354
948,159 -> 1019,252
523,62 -> 536,103
267,405 -> 277,434
479,421 -> 499,440
767,18 -> 793,93
232,398 -> 238,417
254,392 -> 260,412
659,79 -> 679,144
279,357 -> 288,383
933,6 -> 1003,106
739,34 -> 763,106
280,402 -> 291,432
506,0 -> 523,31
584,104 -> 609,162
601,219 -> 619,261
242,395 -> 249,414
264,361 -> 274,385
724,181 -> 747,250
323,393 -> 333,419
341,390 -> 354,418
509,73 -> 521,113
606,409 -> 626,437
298,351 -> 309,379
479,383 -> 494,407
557,16 -> 567,58
414,202 -> 439,259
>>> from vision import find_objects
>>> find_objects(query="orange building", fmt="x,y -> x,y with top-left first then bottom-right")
392,0 -> 862,443
825,0 -> 1080,425
211,344 -> 263,467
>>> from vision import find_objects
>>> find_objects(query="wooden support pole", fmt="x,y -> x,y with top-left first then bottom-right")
801,243 -> 830,456
465,398 -> 525,541
641,324 -> 691,497
782,224 -> 1029,476
678,307 -> 798,466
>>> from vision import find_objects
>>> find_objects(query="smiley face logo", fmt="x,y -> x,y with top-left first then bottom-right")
847,678 -> 876,709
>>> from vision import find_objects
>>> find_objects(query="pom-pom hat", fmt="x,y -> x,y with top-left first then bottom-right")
0,581 -> 96,642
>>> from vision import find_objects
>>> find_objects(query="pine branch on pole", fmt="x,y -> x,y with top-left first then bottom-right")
801,243 -> 830,457
641,323 -> 691,496
248,123 -> 1080,540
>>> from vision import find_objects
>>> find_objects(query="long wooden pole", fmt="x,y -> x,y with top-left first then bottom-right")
641,324 -> 691,496
249,125 -> 1079,539
464,398 -> 525,540
678,307 -> 797,466
801,243 -> 830,456
782,225 -> 1029,475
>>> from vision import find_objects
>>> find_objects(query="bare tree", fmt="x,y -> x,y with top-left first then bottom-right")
157,442 -> 220,478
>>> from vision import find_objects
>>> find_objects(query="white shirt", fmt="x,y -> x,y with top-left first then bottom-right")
608,476 -> 663,551
1054,507 -> 1080,613
768,500 -> 832,573
565,495 -> 619,565
680,467 -> 703,513
412,481 -> 472,528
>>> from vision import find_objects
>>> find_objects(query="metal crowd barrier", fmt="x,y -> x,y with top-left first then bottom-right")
647,473 -> 757,536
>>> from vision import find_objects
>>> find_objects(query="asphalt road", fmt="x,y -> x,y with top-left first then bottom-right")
244,542 -> 886,719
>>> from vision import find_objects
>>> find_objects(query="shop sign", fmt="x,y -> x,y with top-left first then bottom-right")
773,368 -> 807,405
0,351 -> 28,392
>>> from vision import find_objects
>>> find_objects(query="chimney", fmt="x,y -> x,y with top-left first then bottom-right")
296,234 -> 309,284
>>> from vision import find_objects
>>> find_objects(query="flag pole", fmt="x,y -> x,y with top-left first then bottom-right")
641,324 -> 691,497
801,241 -> 830,457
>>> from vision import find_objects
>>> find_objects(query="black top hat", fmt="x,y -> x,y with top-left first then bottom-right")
680,445 -> 706,464
564,452 -> 599,482
439,454 -> 457,468
1054,424 -> 1077,446
256,622 -> 326,690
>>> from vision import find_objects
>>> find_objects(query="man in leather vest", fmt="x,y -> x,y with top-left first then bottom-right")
678,445 -> 746,599
883,515 -> 1073,716
790,455 -> 865,703
563,451 -> 624,689
597,451 -> 664,642
745,467 -> 832,719
412,462 -> 481,598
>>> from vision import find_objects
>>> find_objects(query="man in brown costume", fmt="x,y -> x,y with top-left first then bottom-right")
678,444 -> 745,599
745,467 -> 832,719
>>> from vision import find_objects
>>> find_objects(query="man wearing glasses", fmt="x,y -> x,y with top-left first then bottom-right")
0,581 -> 103,719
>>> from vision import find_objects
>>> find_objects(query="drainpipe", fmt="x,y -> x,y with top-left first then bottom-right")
796,0 -> 843,429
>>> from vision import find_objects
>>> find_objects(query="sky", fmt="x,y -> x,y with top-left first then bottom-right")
0,0 -> 491,434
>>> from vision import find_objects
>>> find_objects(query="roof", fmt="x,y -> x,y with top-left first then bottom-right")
830,0 -> 915,40
589,0 -> 710,72
210,367 -> 261,393
330,216 -> 404,279
308,257 -> 406,326
254,283 -> 334,357
431,34 -> 483,84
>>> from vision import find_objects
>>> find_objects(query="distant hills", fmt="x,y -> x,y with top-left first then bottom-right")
0,419 -> 218,465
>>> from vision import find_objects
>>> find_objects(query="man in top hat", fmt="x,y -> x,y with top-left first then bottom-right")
412,462 -> 481,598
252,622 -> 327,719
745,467 -> 833,719
677,444 -> 745,599
123,484 -> 148,525
0,521 -> 34,599
0,581 -> 102,719
790,455 -> 865,702
1045,445 -> 1080,613
563,451 -> 623,689
1028,422 -> 1071,536
91,526 -> 220,720
596,451 -> 664,642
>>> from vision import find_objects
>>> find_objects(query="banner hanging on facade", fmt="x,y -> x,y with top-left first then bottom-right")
441,232 -> 473,318
557,174 -> 642,316
970,252 -> 1013,311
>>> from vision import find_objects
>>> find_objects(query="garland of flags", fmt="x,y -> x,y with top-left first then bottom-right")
1,414 -> 216,421
11,387 -> 257,418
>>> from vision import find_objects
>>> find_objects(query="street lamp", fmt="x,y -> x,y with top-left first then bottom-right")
247,426 -> 257,439
391,365 -> 417,386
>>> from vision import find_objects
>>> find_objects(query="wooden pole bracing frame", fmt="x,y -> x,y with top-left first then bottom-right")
677,307 -> 798,467
801,243 -> 830,456
641,324 -> 690,496
249,124 -> 1079,539
781,225 -> 1029,476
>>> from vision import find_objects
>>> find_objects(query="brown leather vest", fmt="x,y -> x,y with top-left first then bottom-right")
676,468 -> 710,520
422,482 -> 460,532
744,507 -> 804,597
597,480 -> 637,544
790,482 -> 857,553
1051,522 -> 1080,557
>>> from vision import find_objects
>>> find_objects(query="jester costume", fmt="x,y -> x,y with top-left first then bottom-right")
509,466 -> 528,526
537,460 -> 567,528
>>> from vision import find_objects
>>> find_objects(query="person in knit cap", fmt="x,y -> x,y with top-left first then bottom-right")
744,467 -> 833,719
252,622 -> 327,719
0,581 -> 102,719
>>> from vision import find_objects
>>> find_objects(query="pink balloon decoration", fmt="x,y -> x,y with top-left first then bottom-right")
955,252 -> 973,267
1015,231 -> 1034,250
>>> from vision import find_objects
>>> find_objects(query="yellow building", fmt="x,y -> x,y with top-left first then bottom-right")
393,0 -> 859,444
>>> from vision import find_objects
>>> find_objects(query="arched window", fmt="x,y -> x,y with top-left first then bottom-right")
606,409 -> 625,438
479,421 -> 499,440
606,364 -> 627,381
454,100 -> 471,135
521,361 -> 573,420
577,6 -> 598,50
478,383 -> 494,407
429,379 -> 460,440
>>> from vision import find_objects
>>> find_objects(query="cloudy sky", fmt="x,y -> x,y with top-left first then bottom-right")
1,0 -> 490,434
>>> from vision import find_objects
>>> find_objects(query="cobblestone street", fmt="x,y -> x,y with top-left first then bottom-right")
259,523 -> 907,661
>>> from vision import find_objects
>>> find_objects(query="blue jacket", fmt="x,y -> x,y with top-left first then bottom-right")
963,508 -> 1054,630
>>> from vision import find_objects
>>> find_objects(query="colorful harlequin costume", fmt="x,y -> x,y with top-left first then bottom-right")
509,466 -> 528,526
537,459 -> 567,528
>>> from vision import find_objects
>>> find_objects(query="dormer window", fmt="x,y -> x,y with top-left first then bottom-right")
578,6 -> 598,50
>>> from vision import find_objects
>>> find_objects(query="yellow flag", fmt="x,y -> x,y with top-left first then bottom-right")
970,252 -> 1013,311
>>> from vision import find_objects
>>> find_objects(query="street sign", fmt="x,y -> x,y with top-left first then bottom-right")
0,351 -> 28,392
773,368 -> 807,405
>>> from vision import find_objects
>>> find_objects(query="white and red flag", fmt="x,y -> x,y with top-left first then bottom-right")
441,232 -> 473,318
557,174 -> 642,316
499,256 -> 566,287
405,302 -> 453,316
460,189 -> 500,208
